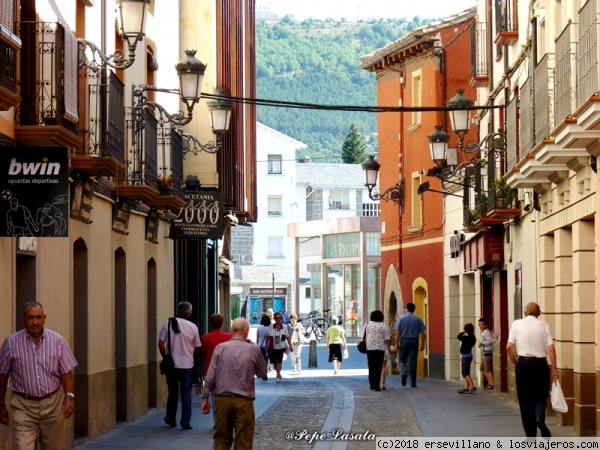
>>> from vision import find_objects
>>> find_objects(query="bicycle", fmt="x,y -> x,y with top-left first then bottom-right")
302,309 -> 327,342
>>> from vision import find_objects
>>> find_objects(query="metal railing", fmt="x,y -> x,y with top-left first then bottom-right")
0,40 -> 18,95
471,22 -> 488,79
495,0 -> 518,33
554,22 -> 577,122
520,77 -> 534,154
578,0 -> 599,104
506,97 -> 518,172
15,22 -> 78,134
78,69 -> 125,164
126,107 -> 158,187
534,53 -> 555,143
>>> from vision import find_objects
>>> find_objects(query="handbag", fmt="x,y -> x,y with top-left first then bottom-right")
550,380 -> 568,413
160,318 -> 175,375
357,324 -> 367,354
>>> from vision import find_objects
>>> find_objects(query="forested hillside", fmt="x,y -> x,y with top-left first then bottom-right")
256,15 -> 436,162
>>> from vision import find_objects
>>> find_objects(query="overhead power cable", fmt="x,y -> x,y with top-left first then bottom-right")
201,92 -> 503,114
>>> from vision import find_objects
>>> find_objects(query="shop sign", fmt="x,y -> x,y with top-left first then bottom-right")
169,190 -> 224,240
250,287 -> 288,296
0,146 -> 69,237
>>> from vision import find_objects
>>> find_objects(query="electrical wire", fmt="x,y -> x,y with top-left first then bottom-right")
201,92 -> 503,114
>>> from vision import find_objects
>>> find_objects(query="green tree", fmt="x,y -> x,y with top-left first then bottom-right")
341,122 -> 368,164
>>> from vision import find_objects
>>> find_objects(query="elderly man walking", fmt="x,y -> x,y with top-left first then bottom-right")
0,301 -> 78,450
158,301 -> 201,430
201,318 -> 267,449
507,302 -> 558,438
395,302 -> 426,388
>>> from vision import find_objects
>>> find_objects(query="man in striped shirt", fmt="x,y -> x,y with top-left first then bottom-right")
0,301 -> 78,449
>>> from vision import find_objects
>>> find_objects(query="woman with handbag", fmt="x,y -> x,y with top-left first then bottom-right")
266,312 -> 293,382
326,317 -> 347,374
287,314 -> 306,373
365,310 -> 391,392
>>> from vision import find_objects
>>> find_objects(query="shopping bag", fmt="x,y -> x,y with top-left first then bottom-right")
550,380 -> 568,413
343,347 -> 349,359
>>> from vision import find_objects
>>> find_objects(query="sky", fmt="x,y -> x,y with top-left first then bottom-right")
256,0 -> 477,21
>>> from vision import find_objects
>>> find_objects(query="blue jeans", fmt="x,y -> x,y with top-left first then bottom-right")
399,338 -> 419,386
166,368 -> 193,426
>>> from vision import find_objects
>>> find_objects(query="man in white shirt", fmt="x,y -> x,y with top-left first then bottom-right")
507,302 -> 558,438
158,302 -> 201,430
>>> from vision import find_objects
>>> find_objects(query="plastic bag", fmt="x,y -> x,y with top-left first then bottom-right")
343,347 -> 349,359
550,380 -> 568,413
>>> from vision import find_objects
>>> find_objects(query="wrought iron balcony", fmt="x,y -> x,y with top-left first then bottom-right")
72,68 -> 127,178
14,22 -> 80,148
0,31 -> 20,110
494,0 -> 518,46
470,22 -> 489,88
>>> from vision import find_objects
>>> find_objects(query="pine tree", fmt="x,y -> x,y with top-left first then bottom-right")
341,122 -> 368,164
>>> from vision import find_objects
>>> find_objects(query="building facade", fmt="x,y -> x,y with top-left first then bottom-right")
360,8 -> 478,379
0,0 -> 255,446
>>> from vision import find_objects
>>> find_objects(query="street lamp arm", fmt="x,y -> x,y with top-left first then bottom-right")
132,85 -> 193,127
366,180 -> 405,213
78,38 -> 137,70
181,133 -> 222,156
461,131 -> 506,155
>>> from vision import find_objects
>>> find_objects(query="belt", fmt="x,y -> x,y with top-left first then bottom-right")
14,389 -> 59,401
216,393 -> 250,399
518,356 -> 546,360
401,337 -> 419,340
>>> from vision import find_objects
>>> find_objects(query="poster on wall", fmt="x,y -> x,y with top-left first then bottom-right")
169,190 -> 224,240
0,146 -> 69,237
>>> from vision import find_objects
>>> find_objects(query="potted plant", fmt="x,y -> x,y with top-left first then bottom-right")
491,178 -> 517,209
157,175 -> 174,196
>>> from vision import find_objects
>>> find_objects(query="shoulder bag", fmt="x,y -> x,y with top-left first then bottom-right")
357,323 -> 368,354
160,318 -> 176,376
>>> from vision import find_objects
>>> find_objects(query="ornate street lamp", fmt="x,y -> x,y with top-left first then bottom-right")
361,155 -> 405,212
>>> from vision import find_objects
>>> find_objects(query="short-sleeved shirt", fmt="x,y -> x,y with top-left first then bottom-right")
326,325 -> 345,345
365,321 -> 390,351
0,329 -> 78,396
507,315 -> 553,358
395,312 -> 426,338
266,324 -> 288,350
157,317 -> 201,369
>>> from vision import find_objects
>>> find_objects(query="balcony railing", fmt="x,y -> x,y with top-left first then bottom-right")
555,22 -> 577,123
0,37 -> 19,110
494,0 -> 518,46
156,125 -> 184,198
520,77 -> 534,154
578,0 -> 599,104
533,53 -> 555,144
127,108 -> 158,187
470,22 -> 489,87
76,68 -> 126,168
506,97 -> 518,172
15,22 -> 78,137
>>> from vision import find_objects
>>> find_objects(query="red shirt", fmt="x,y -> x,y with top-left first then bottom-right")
201,330 -> 232,374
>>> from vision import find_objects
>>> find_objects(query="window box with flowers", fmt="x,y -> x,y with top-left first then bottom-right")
157,175 -> 174,196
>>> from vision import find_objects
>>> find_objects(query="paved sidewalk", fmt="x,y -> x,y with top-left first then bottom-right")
75,345 -> 577,449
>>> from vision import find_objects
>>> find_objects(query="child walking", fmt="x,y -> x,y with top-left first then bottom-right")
457,323 -> 477,394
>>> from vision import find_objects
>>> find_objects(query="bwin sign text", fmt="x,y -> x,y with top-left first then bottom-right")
8,158 -> 61,176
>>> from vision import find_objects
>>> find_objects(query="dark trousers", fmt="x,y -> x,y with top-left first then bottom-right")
399,338 -> 419,386
516,358 -> 550,437
367,350 -> 385,390
166,367 -> 193,426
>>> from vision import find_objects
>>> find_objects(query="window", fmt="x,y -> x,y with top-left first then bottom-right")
268,237 -> 283,257
329,190 -> 350,209
411,71 -> 422,126
410,173 -> 423,230
305,287 -> 311,298
267,155 -> 282,174
361,202 -> 380,216
267,196 -> 282,216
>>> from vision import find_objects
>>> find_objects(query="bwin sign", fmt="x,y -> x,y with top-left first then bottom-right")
8,158 -> 61,176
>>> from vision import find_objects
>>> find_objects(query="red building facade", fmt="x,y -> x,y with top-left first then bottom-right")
360,9 -> 477,378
